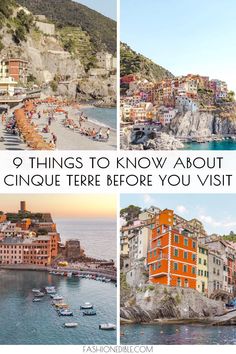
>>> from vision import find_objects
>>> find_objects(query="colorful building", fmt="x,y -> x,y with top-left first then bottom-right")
5,58 -> 28,84
197,244 -> 208,295
147,209 -> 197,289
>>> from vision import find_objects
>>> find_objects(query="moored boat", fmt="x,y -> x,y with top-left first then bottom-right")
32,288 -> 41,293
59,309 -> 73,316
33,298 -> 42,302
83,310 -> 97,316
45,286 -> 56,294
51,295 -> 63,301
99,323 -> 116,330
34,292 -> 45,297
80,302 -> 93,309
64,322 -> 78,328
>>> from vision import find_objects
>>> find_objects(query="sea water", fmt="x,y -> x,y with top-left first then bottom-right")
55,218 -> 116,262
82,107 -> 116,130
0,270 -> 117,344
121,323 -> 236,345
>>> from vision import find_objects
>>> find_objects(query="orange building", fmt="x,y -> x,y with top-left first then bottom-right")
6,58 -> 28,84
147,209 -> 197,289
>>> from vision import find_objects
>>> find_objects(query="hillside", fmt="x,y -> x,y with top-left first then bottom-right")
121,43 -> 174,82
17,0 -> 116,54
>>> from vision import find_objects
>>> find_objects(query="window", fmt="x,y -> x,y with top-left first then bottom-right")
174,235 -> 179,243
184,251 -> 188,259
174,248 -> 178,257
157,240 -> 161,247
192,267 -> 196,274
199,258 -> 202,264
184,238 -> 188,246
203,259 -> 207,266
192,254 -> 196,261
154,250 -> 157,256
174,262 -> 178,271
177,278 -> 181,287
183,265 -> 187,272
149,251 -> 152,258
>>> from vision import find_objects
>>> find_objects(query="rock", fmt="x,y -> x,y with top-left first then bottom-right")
145,133 -> 184,150
120,284 -> 224,323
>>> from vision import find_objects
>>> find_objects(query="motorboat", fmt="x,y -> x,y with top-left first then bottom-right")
80,302 -> 93,310
33,298 -> 42,302
53,303 -> 69,309
32,288 -> 41,293
34,292 -> 45,297
51,295 -> 63,301
67,272 -> 72,277
83,310 -> 97,316
59,309 -> 73,316
45,286 -> 56,294
99,323 -> 116,330
64,323 -> 78,328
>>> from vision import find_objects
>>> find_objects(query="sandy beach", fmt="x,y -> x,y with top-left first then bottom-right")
0,101 -> 116,150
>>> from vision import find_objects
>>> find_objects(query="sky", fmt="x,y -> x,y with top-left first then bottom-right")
0,195 -> 116,219
75,0 -> 117,20
121,0 -> 236,93
120,194 -> 236,235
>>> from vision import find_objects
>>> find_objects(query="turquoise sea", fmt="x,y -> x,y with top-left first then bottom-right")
0,270 -> 117,345
121,324 -> 236,345
181,140 -> 236,150
82,107 -> 116,130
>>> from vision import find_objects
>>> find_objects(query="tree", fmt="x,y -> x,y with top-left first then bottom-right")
120,205 -> 141,222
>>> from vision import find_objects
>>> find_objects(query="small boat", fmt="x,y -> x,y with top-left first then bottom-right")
33,298 -> 42,302
83,310 -> 97,316
32,288 -> 41,293
80,302 -> 93,309
105,279 -> 111,283
99,323 -> 116,330
51,295 -> 63,301
67,272 -> 72,277
59,309 -> 73,316
64,323 -> 78,328
53,303 -> 69,309
34,292 -> 45,297
45,286 -> 56,294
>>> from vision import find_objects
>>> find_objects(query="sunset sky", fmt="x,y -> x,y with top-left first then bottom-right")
0,195 -> 116,219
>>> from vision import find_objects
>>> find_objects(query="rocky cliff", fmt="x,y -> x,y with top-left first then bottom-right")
169,111 -> 236,137
121,283 -> 224,323
0,2 -> 116,102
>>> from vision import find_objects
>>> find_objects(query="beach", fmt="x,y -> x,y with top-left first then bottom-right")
0,101 -> 116,150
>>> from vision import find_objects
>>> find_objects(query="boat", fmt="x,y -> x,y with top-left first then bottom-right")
33,298 -> 42,302
32,288 -> 41,293
34,292 -> 45,297
99,323 -> 116,330
59,309 -> 73,316
83,310 -> 97,316
53,303 -> 69,309
51,295 -> 63,301
67,272 -> 72,277
80,302 -> 93,309
64,323 -> 78,328
45,286 -> 56,294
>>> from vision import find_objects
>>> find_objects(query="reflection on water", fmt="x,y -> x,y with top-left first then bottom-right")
0,270 -> 116,344
121,323 -> 236,345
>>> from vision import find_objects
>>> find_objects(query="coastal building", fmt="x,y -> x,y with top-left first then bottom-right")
96,52 -> 113,71
64,239 -> 81,261
197,244 -> 208,295
147,209 -> 197,288
0,233 -> 60,266
5,59 -> 28,85
0,77 -> 17,96
0,60 -> 9,79
208,250 -> 224,296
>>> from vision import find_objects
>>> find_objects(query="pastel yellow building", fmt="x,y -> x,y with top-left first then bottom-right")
197,244 -> 208,295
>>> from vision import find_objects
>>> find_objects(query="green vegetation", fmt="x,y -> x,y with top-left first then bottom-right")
121,43 -> 174,81
17,0 -> 116,54
120,205 -> 142,223
50,80 -> 58,92
147,285 -> 155,291
59,26 -> 97,70
120,272 -> 130,291
12,9 -> 34,44
223,231 -> 236,242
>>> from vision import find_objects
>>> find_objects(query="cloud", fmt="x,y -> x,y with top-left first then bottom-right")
199,215 -> 221,227
176,205 -> 187,214
143,194 -> 155,206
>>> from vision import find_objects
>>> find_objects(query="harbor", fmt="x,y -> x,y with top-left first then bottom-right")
0,269 -> 117,344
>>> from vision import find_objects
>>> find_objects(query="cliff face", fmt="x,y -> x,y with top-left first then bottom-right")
169,111 -> 236,137
120,284 -> 224,323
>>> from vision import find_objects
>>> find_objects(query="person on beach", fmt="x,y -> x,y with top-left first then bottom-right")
48,116 -> 52,126
1,112 -> 6,125
51,132 -> 57,146
37,111 -> 41,119
42,124 -> 50,133
79,112 -> 84,128
106,128 -> 110,141
98,128 -> 102,140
